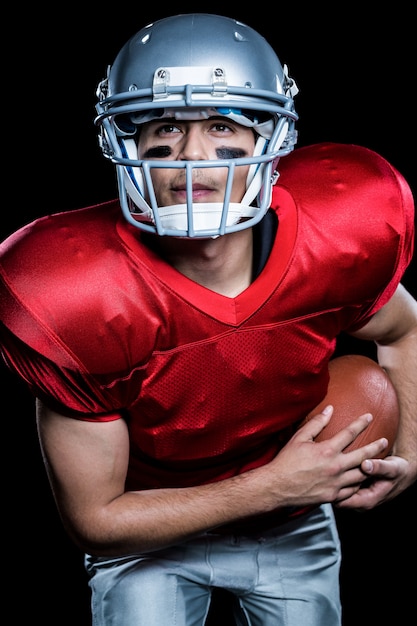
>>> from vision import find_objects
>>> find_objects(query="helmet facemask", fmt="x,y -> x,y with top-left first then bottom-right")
95,14 -> 299,237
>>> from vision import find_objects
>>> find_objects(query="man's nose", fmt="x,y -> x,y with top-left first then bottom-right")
178,127 -> 209,160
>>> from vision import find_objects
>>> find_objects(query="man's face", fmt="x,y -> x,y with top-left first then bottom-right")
136,116 -> 256,208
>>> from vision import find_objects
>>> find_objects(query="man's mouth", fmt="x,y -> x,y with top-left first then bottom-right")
172,183 -> 216,201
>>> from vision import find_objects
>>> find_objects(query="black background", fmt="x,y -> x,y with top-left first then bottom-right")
5,5 -> 416,624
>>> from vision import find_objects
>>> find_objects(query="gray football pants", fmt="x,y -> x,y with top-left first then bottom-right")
85,503 -> 342,625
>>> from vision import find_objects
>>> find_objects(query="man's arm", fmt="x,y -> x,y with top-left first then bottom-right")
36,404 -> 388,556
337,283 -> 417,508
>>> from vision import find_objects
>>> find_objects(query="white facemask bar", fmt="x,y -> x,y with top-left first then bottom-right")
118,149 -> 269,237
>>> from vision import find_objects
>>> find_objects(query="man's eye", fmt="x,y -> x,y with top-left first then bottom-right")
212,123 -> 231,132
158,124 -> 180,135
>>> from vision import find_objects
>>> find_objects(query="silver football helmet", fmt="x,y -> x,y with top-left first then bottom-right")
95,13 -> 299,237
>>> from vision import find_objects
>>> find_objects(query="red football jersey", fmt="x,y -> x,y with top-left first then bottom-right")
0,143 -> 414,490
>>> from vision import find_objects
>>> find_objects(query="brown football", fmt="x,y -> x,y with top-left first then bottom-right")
304,355 -> 399,457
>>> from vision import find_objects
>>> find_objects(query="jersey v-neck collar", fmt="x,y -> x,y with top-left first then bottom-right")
116,187 -> 297,326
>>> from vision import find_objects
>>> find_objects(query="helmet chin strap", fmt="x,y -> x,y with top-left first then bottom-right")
154,202 -> 258,235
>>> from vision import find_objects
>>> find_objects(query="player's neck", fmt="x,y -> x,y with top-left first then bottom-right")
149,228 -> 254,297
